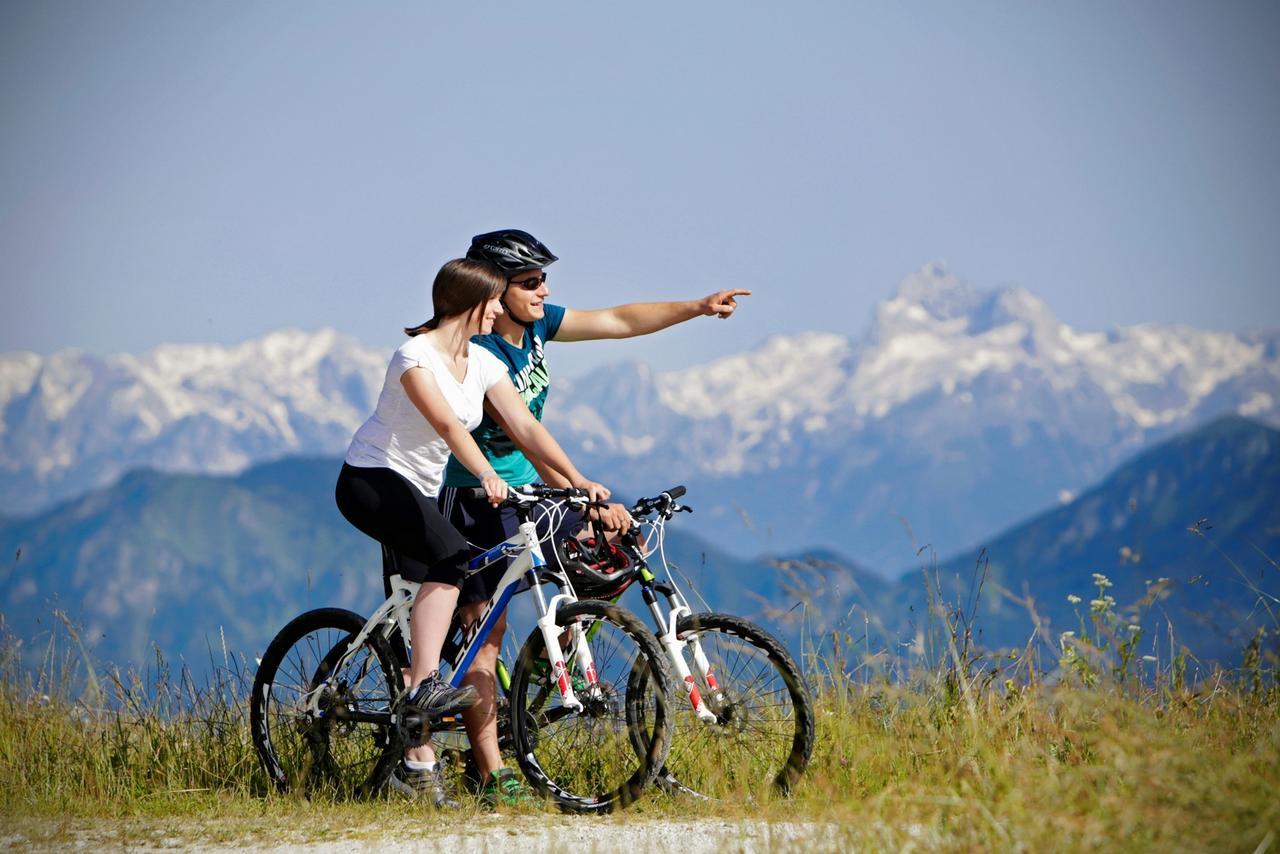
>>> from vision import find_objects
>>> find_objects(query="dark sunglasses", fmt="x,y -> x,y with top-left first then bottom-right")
508,272 -> 547,291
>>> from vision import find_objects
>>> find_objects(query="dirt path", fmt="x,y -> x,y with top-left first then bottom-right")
7,816 -> 847,853
206,818 -> 841,853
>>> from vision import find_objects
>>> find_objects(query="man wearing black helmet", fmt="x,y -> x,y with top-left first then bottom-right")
434,228 -> 750,806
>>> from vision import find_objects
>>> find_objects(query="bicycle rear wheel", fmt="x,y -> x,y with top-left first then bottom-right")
250,608 -> 403,798
509,599 -> 676,813
654,612 -> 815,799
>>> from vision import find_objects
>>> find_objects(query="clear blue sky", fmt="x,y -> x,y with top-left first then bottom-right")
3,1 -> 1278,375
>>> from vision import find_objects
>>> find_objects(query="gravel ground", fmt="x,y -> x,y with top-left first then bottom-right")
203,819 -> 844,853
5,817 -> 853,853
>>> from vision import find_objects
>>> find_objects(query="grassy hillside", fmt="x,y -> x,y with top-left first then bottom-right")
1,617 -> 1275,849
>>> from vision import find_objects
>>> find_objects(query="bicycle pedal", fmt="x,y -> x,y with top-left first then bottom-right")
396,712 -> 432,748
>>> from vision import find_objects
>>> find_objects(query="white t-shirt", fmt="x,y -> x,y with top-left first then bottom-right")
345,334 -> 509,497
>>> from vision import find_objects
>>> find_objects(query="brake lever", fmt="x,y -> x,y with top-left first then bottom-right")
658,502 -> 693,519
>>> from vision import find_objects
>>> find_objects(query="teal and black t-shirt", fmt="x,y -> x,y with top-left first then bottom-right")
442,303 -> 567,488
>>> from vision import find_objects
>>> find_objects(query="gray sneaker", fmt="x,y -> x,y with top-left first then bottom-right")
387,762 -> 459,809
406,671 -> 478,719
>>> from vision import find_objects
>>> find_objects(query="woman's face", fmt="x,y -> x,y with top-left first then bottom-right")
503,268 -> 549,323
476,295 -> 504,335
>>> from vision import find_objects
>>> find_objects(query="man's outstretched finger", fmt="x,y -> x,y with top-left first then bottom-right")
708,288 -> 752,318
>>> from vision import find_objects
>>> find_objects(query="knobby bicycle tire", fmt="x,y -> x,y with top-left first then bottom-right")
651,612 -> 815,799
250,608 -> 403,799
509,599 -> 676,813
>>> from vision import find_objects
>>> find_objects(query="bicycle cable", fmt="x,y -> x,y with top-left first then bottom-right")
650,510 -> 713,613
457,496 -> 572,579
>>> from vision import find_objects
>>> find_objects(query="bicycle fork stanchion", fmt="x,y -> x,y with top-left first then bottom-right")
639,570 -> 714,722
683,632 -> 724,705
649,593 -> 717,724
536,592 -> 593,711
526,523 -> 587,713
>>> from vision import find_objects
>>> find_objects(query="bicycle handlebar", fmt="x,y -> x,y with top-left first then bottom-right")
628,485 -> 691,519
461,484 -> 597,508
462,483 -> 690,522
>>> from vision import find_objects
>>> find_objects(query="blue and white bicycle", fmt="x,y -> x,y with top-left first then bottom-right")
249,484 -> 676,813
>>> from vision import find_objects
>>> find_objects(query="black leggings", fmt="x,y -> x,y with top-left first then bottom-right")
335,463 -> 470,587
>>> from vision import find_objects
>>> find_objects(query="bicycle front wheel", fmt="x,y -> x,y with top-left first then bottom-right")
509,599 -> 676,813
656,612 -> 815,799
250,607 -> 403,798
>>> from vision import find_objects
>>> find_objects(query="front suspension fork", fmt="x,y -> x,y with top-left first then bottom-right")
648,593 -> 718,723
536,593 -> 598,712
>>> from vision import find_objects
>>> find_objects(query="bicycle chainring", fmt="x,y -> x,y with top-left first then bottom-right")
393,696 -> 432,748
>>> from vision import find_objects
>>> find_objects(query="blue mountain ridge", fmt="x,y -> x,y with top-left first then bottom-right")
891,414 -> 1280,668
1,415 -> 1275,683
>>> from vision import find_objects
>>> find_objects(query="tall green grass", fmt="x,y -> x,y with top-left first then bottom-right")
0,614 -> 261,816
2,570 -> 1277,849
795,678 -> 1278,849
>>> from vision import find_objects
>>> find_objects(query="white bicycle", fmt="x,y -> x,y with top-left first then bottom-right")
249,485 -> 676,813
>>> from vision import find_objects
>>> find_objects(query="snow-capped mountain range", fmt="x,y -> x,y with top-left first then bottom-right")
3,265 -> 1277,571
0,328 -> 386,515
549,266 -> 1278,567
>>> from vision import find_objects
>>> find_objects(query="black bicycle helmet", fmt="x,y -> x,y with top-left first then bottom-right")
554,535 -> 635,600
466,229 -> 558,275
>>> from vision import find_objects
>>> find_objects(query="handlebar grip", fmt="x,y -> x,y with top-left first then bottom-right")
664,485 -> 687,500
463,484 -> 535,504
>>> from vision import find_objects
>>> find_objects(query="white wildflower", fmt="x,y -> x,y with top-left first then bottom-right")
1128,624 -> 1141,633
1091,573 -> 1113,589
1067,594 -> 1082,604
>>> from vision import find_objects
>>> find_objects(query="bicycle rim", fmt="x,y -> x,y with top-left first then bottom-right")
655,613 -> 815,799
510,600 -> 674,813
250,608 -> 402,798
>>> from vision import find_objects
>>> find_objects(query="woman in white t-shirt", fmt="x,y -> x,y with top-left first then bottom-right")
335,258 -> 609,806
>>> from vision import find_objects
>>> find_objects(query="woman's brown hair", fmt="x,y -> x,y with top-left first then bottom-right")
404,258 -> 506,336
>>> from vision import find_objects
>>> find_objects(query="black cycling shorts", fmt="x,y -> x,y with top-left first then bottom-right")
334,463 -> 470,588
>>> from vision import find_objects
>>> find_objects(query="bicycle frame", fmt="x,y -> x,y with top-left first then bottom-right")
305,503 -> 596,722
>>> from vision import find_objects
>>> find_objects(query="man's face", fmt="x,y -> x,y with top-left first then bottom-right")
504,268 -> 549,323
